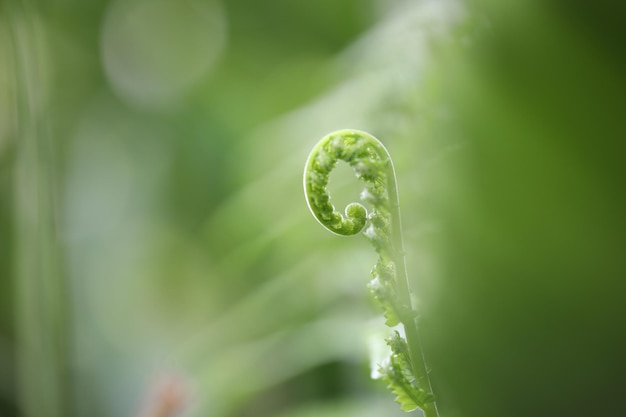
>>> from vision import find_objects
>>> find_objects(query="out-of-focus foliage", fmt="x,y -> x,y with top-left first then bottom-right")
1,1 -> 452,417
2,0 -> 625,417
403,2 -> 626,417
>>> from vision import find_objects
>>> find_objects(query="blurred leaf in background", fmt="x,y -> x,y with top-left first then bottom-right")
2,0 -> 625,417
406,1 -> 626,417
1,1 -> 453,417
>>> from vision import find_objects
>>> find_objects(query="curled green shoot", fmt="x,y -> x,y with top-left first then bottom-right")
303,129 -> 439,416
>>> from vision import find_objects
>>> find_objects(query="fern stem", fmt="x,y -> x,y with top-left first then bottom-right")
386,154 -> 440,417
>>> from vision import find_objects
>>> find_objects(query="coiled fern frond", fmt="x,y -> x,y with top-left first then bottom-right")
303,129 -> 439,416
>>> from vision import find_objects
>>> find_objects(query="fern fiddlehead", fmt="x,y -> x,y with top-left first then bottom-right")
303,129 -> 439,416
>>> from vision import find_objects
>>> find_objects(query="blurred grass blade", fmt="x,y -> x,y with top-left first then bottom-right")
7,3 -> 70,417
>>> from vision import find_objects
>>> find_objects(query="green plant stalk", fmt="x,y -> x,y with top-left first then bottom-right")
387,178 -> 439,417
303,129 -> 438,415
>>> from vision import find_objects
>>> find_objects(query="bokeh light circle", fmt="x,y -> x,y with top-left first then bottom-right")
101,0 -> 227,108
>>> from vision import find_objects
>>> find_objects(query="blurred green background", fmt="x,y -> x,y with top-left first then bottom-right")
1,1 -> 625,417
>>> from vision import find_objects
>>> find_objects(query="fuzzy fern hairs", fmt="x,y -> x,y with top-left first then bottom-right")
303,129 -> 439,416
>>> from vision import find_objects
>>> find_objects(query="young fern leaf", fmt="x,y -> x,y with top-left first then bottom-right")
303,130 -> 439,416
384,332 -> 437,412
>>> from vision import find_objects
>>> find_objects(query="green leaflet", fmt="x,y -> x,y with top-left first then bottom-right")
367,267 -> 401,327
303,130 -> 439,416
382,332 -> 436,412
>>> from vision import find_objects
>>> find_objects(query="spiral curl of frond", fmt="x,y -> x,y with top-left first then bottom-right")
303,129 -> 393,237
